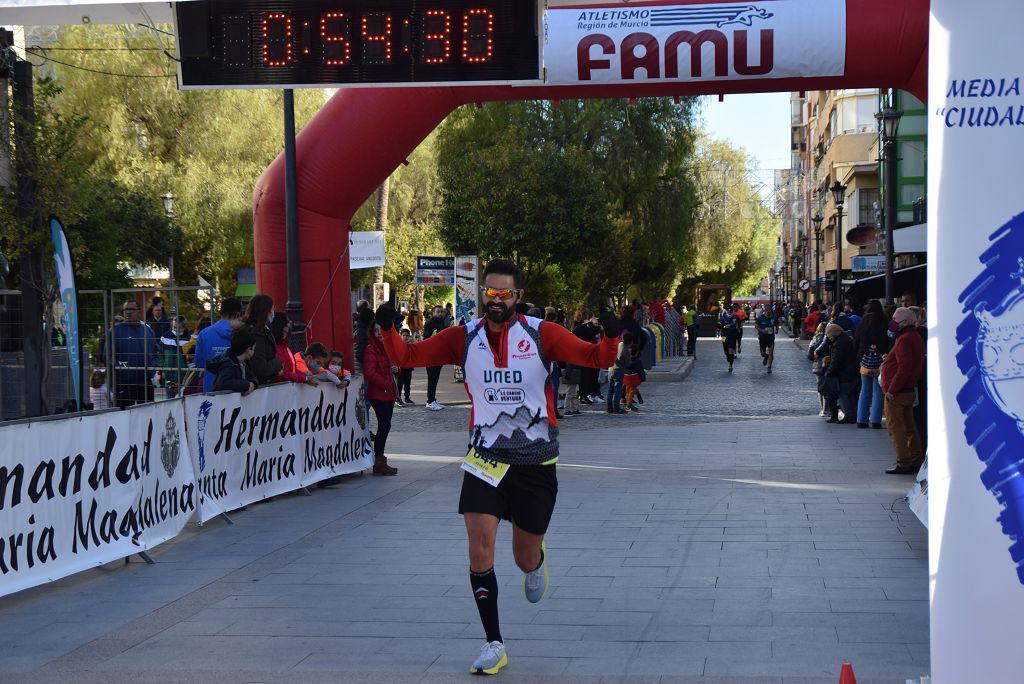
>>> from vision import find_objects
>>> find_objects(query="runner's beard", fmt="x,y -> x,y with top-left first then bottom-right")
486,302 -> 516,324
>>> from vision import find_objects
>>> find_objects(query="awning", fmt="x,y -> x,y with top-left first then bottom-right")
0,1 -> 180,26
846,263 -> 927,302
894,222 -> 927,253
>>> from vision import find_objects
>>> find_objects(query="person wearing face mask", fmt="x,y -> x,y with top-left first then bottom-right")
294,343 -> 345,386
327,350 -> 351,387
376,258 -> 619,676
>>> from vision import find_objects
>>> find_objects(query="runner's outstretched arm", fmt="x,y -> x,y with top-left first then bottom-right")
381,325 -> 465,368
540,323 -> 618,368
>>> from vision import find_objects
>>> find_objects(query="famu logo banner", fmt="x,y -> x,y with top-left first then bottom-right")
0,401 -> 196,598
544,0 -> 846,86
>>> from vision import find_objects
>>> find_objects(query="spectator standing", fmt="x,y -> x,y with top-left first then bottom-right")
206,329 -> 258,395
423,305 -> 449,410
89,369 -> 111,410
363,323 -> 399,475
353,299 -> 372,374
854,300 -> 891,429
561,361 -> 582,416
271,314 -> 312,384
807,323 -> 829,416
880,307 -> 926,474
396,329 -> 415,405
158,315 -> 191,398
606,331 -> 631,414
803,301 -> 823,337
824,323 -> 859,423
544,308 -> 563,418
572,310 -> 601,403
146,296 -> 171,340
241,295 -> 282,385
195,297 -> 244,393
908,306 -> 928,453
684,306 -> 698,356
101,299 -> 159,406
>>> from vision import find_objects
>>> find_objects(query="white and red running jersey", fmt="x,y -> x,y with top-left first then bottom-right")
462,315 -> 558,465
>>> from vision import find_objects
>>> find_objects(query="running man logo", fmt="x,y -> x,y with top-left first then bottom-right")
648,5 -> 773,28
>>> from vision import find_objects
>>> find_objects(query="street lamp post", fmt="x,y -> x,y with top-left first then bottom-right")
877,103 -> 902,304
812,213 -> 824,303
161,191 -> 177,289
831,181 -> 847,306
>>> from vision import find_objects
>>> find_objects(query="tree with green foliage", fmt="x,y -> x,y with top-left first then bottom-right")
28,25 -> 324,293
435,97 -> 701,307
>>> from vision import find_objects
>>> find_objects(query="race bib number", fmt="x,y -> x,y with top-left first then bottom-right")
462,448 -> 510,487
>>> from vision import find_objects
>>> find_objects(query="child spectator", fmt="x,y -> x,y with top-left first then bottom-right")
89,368 -> 111,410
206,329 -> 258,396
622,347 -> 647,412
295,342 -> 346,387
327,350 -> 352,386
561,362 -> 581,416
395,329 -> 414,405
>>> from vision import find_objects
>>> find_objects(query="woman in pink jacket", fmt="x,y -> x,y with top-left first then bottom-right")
363,324 -> 399,476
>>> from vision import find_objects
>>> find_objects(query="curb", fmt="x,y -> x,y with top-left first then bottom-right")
646,356 -> 695,382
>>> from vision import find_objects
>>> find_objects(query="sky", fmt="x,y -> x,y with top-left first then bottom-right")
697,91 -> 792,197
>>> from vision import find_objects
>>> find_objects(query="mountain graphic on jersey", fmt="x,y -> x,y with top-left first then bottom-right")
956,210 -> 1024,584
470,404 -> 559,465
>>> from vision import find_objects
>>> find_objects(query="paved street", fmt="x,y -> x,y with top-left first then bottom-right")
0,338 -> 929,683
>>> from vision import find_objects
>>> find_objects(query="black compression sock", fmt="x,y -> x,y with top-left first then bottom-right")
470,567 -> 502,643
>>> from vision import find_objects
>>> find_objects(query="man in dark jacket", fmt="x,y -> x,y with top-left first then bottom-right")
422,305 -> 448,410
194,297 -> 243,393
824,323 -> 859,423
101,299 -> 159,407
880,307 -> 926,474
206,329 -> 258,395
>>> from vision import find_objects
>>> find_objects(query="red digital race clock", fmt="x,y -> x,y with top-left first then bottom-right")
174,0 -> 540,89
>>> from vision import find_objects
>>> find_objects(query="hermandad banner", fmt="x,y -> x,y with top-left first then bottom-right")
184,380 -> 374,523
544,0 -> 846,87
0,401 -> 196,598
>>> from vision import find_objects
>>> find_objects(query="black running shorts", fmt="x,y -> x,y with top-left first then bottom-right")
459,463 -> 558,535
759,332 -> 776,353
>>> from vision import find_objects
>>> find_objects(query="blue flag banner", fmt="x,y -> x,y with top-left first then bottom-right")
50,216 -> 80,410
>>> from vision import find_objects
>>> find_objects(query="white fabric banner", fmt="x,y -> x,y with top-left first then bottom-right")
0,401 -> 196,598
184,380 -> 373,523
544,0 -> 845,87
349,231 -> 386,270
929,2 -> 1024,682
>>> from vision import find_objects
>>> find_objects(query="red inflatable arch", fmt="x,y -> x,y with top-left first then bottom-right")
252,0 -> 929,360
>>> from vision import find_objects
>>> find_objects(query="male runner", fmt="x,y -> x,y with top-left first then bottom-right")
377,259 -> 618,675
754,306 -> 778,373
718,306 -> 740,372
733,304 -> 748,355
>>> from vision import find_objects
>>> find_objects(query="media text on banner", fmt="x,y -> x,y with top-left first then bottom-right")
415,255 -> 455,286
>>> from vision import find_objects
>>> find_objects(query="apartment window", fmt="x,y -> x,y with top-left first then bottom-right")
857,189 -> 879,225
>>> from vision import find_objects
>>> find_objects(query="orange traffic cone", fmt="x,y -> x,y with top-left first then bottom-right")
838,662 -> 857,684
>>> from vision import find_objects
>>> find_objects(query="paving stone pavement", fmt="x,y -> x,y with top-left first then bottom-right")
0,338 -> 928,684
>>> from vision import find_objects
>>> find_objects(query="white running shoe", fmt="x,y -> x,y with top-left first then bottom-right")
426,401 -> 445,411
470,640 -> 507,675
524,542 -> 549,603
